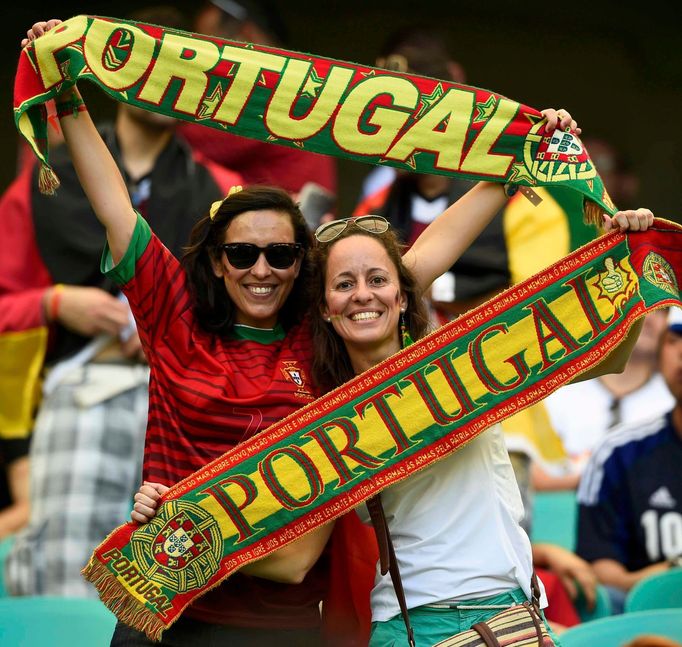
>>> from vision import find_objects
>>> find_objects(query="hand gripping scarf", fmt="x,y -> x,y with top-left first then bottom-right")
13,15 -> 682,640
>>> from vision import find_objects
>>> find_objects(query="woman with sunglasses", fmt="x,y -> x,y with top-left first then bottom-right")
22,21 -> 336,646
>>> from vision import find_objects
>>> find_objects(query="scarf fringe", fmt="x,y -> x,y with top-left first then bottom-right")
583,198 -> 605,227
38,164 -> 60,195
82,559 -> 168,642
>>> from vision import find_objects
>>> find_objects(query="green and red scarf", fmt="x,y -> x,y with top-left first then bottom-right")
15,15 -> 613,222
82,221 -> 679,639
13,15 -> 681,641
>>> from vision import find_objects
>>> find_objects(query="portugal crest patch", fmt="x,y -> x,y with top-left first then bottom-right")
643,253 -> 679,296
280,360 -> 313,398
518,117 -> 597,186
131,499 -> 222,592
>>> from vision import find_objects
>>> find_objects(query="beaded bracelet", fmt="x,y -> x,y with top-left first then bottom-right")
55,95 -> 87,120
48,284 -> 64,322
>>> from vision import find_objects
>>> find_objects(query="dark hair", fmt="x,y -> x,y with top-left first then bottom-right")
128,6 -> 190,31
377,26 -> 454,79
309,226 -> 430,392
182,185 -> 312,335
207,0 -> 288,44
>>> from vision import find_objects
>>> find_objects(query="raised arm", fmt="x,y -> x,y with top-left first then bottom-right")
404,180 -> 507,292
403,108 -> 653,294
24,21 -> 137,263
403,108 -> 576,292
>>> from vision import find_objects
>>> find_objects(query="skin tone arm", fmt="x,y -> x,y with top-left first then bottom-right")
0,456 -> 29,540
24,21 -> 136,264
133,482 -> 333,584
592,557 -> 670,592
532,542 -> 598,609
402,108 -> 653,293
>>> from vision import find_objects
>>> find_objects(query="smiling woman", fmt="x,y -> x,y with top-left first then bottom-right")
305,201 -> 654,645
312,220 -> 427,384
24,19 -> 336,642
202,201 -> 306,330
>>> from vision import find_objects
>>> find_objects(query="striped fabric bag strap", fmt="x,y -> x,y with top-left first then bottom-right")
434,602 -> 549,647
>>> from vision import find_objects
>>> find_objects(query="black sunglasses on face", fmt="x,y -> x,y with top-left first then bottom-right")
220,243 -> 303,270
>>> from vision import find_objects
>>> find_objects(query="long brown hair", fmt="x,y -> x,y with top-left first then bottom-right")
309,226 -> 430,392
182,186 -> 312,335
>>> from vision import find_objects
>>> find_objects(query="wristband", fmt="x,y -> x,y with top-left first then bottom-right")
55,96 -> 86,120
48,284 -> 64,322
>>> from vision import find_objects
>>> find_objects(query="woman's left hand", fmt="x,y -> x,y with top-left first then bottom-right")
603,208 -> 654,232
541,108 -> 581,136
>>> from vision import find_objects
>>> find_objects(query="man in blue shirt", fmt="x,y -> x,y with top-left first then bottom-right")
577,308 -> 682,612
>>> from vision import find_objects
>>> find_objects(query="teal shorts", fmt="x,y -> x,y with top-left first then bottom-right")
369,587 -> 562,647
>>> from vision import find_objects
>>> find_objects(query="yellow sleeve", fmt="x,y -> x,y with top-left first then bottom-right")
503,188 -> 570,285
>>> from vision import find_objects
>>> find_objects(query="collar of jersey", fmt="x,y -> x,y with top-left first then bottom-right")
230,323 -> 285,343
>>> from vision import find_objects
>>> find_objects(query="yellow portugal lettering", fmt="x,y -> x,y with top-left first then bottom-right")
459,98 -> 517,177
386,87 -> 474,170
212,46 -> 286,125
333,76 -> 419,155
266,60 -> 354,141
34,16 -> 88,88
138,33 -> 220,115
84,19 -> 156,91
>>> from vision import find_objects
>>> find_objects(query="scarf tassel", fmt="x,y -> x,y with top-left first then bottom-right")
81,559 -> 168,641
38,164 -> 60,195
583,198 -> 605,227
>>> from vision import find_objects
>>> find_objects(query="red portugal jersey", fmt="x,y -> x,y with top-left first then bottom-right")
104,215 -> 325,628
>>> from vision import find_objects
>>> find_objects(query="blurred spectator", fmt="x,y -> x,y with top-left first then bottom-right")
582,136 -> 640,210
0,6 -> 241,597
542,310 -> 673,489
536,134 -> 657,490
179,0 -> 337,196
576,308 -> 682,613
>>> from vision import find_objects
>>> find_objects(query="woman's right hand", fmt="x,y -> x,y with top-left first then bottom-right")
21,19 -> 62,48
131,481 -> 170,524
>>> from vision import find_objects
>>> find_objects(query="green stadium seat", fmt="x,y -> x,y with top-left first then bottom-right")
560,609 -> 682,647
625,567 -> 682,612
530,490 -> 577,552
0,596 -> 116,646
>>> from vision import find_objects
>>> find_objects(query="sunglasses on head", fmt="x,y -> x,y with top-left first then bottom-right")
220,242 -> 303,270
314,215 -> 390,243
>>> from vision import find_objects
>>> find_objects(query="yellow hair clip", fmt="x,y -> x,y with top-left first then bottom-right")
209,185 -> 244,220
209,200 -> 222,221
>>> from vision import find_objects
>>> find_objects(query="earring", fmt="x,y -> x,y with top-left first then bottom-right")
325,316 -> 331,322
400,310 -> 413,348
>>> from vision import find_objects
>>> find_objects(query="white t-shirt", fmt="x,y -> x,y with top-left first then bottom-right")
358,425 -> 542,622
544,374 -> 674,473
